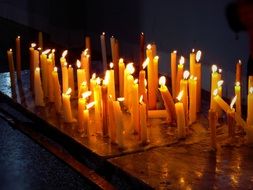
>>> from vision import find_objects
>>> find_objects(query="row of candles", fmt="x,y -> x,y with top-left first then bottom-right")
6,33 -> 253,148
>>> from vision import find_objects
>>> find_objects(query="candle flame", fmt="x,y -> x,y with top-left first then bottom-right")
86,101 -> 95,110
84,48 -> 89,55
196,50 -> 202,62
76,60 -> 81,68
173,50 -> 177,54
154,56 -> 159,62
62,50 -> 68,58
142,58 -> 149,69
81,81 -> 87,86
217,80 -> 224,87
68,65 -> 72,68
134,79 -> 138,84
192,49 -> 195,53
54,67 -> 58,72
31,43 -> 36,48
17,36 -> 20,39
35,67 -> 40,72
230,95 -> 237,109
117,97 -> 125,102
109,62 -> 114,69
139,95 -> 143,103
102,32 -> 105,35
104,71 -> 110,85
66,88 -> 72,95
37,47 -> 41,51
9,49 -> 12,52
96,77 -> 101,85
177,91 -> 184,102
249,87 -> 253,94
212,65 -> 218,73
144,79 -> 147,87
64,62 -> 68,67
92,73 -> 96,79
159,76 -> 166,86
235,81 -> 240,86
82,91 -> 92,99
141,32 -> 144,35
213,89 -> 218,96
194,76 -> 197,80
179,56 -> 185,65
183,70 -> 190,80
147,44 -> 152,50
52,49 -> 55,53
119,58 -> 124,63
126,62 -> 135,74
218,69 -> 222,73
238,59 -> 242,64
42,49 -> 51,55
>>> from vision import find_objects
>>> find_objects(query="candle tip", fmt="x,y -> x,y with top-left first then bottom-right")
213,89 -> 218,96
76,60 -> 81,68
230,95 -> 237,109
109,62 -> 114,69
196,50 -> 202,62
142,58 -> 149,69
179,56 -> 185,65
159,76 -> 166,86
183,70 -> 190,80
211,65 -> 218,73
235,81 -> 240,86
177,91 -> 184,102
62,50 -> 68,58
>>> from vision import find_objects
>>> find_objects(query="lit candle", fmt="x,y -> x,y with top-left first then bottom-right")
126,74 -> 134,109
29,43 -> 36,90
189,49 -> 196,76
195,50 -> 202,112
189,76 -> 197,125
140,32 -> 145,70
76,59 -> 86,97
100,32 -> 107,71
94,78 -> 102,134
16,36 -> 21,80
171,50 -> 177,98
159,76 -> 176,122
52,67 -> 62,113
132,79 -> 140,135
175,91 -> 186,138
139,95 -> 148,144
112,99 -> 124,148
139,58 -> 148,101
68,65 -> 75,96
234,82 -> 241,117
217,80 -> 224,117
7,49 -> 16,89
108,62 -> 116,100
209,108 -> 218,149
227,96 -> 237,138
180,70 -> 190,125
101,80 -> 109,136
62,88 -> 73,123
81,49 -> 90,84
60,50 -> 68,67
62,62 -> 69,93
236,60 -> 242,83
176,56 -> 185,96
40,49 -> 50,97
124,63 -> 135,108
247,87 -> 253,126
210,65 -> 219,110
34,67 -> 45,106
248,76 -> 253,93
153,55 -> 159,96
118,58 -> 125,97
84,102 -> 95,136
147,44 -> 157,109
33,48 -> 40,69
78,91 -> 91,133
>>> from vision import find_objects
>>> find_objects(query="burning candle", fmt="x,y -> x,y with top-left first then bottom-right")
175,91 -> 186,138
60,50 -> 68,67
81,49 -> 90,84
78,82 -> 88,98
108,95 -> 116,143
68,65 -> 75,96
227,96 -> 237,138
34,67 -> 45,106
190,49 -> 196,76
159,76 -> 176,122
139,58 -> 148,102
40,49 -> 50,97
84,102 -> 95,136
52,67 -> 62,113
77,59 -> 86,97
195,50 -> 202,112
124,63 -> 135,107
112,99 -> 124,148
94,78 -> 102,133
234,82 -> 241,117
100,32 -> 107,71
171,50 -> 177,98
118,58 -> 125,97
139,95 -> 147,144
108,62 -> 116,100
33,48 -> 39,69
248,76 -> 253,93
180,70 -> 190,124
210,65 -> 219,110
16,36 -> 21,80
62,62 -> 69,93
189,76 -> 197,125
132,79 -> 140,135
247,87 -> 253,126
62,88 -> 73,123
7,49 -> 16,89
140,32 -> 145,70
236,60 -> 242,83
217,80 -> 224,116
176,56 -> 185,96
90,73 -> 96,101
78,91 -> 91,133
29,43 -> 36,90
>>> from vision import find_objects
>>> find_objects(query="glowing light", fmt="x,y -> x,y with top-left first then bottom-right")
250,87 -> 253,94
196,50 -> 202,62
104,71 -> 110,85
142,58 -> 149,69
230,95 -> 237,109
92,73 -> 96,79
35,67 -> 40,72
86,102 -> 95,109
177,91 -> 184,102
235,82 -> 240,87
147,44 -> 152,50
179,56 -> 185,65
96,77 -> 101,85
218,69 -> 222,74
9,49 -> 12,52
173,50 -> 177,53
154,56 -> 159,61
238,59 -> 242,64
42,49 -> 50,55
76,60 -> 81,68
117,97 -> 125,102
139,95 -> 143,103
31,43 -> 36,48
213,89 -> 218,96
144,79 -> 147,87
110,62 -> 114,69
183,70 -> 190,80
217,80 -> 224,87
54,67 -> 58,72
212,65 -> 218,73
159,76 -> 166,86
66,88 -> 72,95
126,63 -> 135,74
82,91 -> 92,99
62,50 -> 68,58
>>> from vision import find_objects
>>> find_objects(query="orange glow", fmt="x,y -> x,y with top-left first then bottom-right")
117,97 -> 125,102
31,43 -> 36,48
42,49 -> 50,55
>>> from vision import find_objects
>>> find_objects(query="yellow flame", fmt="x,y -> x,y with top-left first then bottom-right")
141,32 -> 144,35
102,32 -> 105,35
213,89 -> 218,96
126,63 -> 135,74
82,91 -> 92,99
194,76 -> 197,80
64,62 -> 68,67
154,56 -> 159,62
35,67 -> 40,72
235,81 -> 240,87
119,58 -> 124,63
249,87 -> 253,94
110,62 -> 114,69
104,71 -> 110,85
76,60 -> 81,68
52,49 -> 55,53
134,79 -> 138,84
96,77 -> 101,85
92,73 -> 96,79
66,88 -> 72,95
31,43 -> 36,48
230,95 -> 237,109
17,36 -> 20,39
37,47 -> 41,51
212,65 -> 218,73
54,67 -> 58,72
42,49 -> 51,55
217,80 -> 224,87
196,50 -> 202,62
62,50 -> 68,58
147,44 -> 152,50
139,95 -> 143,103
9,49 -> 12,52
144,79 -> 147,87
238,59 -> 242,64
173,50 -> 177,53
179,56 -> 185,65
86,101 -> 95,110
159,76 -> 166,86
177,91 -> 184,102
117,97 -> 125,102
183,70 -> 190,80
142,58 -> 149,69
192,49 -> 195,53
81,81 -> 87,86
218,69 -> 222,73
